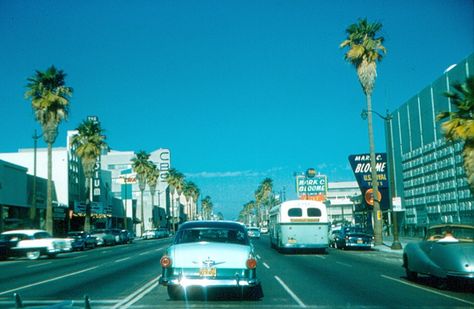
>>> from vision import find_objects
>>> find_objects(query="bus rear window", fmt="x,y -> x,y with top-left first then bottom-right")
307,208 -> 322,217
288,208 -> 302,217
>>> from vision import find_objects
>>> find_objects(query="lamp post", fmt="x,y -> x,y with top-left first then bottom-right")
361,109 -> 402,250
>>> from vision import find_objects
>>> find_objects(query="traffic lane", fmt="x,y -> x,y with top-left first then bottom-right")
0,239 -> 170,301
0,237 -> 172,284
253,237 -> 474,308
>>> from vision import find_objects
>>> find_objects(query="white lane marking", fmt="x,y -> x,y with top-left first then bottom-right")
336,261 -> 352,267
262,262 -> 270,269
70,255 -> 87,260
381,275 -> 474,306
314,255 -> 326,259
111,276 -> 160,309
115,257 -> 131,263
0,266 -> 98,296
27,262 -> 52,268
274,275 -> 306,308
256,254 -> 261,259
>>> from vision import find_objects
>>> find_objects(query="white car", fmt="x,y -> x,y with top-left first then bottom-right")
0,229 -> 72,260
159,221 -> 263,300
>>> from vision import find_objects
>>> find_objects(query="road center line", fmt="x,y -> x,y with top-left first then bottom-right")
262,262 -> 270,269
274,275 -> 306,308
381,275 -> 474,306
111,276 -> 160,309
115,257 -> 131,263
336,261 -> 352,267
0,266 -> 99,296
27,262 -> 52,268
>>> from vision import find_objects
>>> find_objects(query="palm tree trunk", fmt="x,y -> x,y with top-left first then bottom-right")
46,142 -> 53,234
84,177 -> 92,232
140,190 -> 145,236
366,94 -> 383,245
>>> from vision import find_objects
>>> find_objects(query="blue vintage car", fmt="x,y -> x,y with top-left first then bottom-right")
403,224 -> 474,285
159,221 -> 263,300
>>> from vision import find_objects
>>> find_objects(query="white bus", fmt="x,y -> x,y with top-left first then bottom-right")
269,200 -> 329,252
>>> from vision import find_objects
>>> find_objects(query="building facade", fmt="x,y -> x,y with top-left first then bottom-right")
326,181 -> 361,226
389,53 -> 474,236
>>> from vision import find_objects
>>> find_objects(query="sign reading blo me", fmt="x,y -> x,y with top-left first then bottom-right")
348,153 -> 389,211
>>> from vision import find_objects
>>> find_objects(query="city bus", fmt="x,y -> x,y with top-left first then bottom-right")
269,199 -> 329,252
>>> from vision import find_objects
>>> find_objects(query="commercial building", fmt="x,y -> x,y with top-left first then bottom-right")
388,53 -> 474,236
0,128 -> 194,236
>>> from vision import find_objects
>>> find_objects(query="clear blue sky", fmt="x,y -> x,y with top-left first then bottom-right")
1,0 -> 473,219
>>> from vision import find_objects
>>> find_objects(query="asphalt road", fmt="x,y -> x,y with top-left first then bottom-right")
0,235 -> 472,308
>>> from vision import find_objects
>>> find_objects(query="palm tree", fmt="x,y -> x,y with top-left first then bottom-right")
70,118 -> 108,232
201,195 -> 213,220
131,150 -> 153,236
239,201 -> 256,226
340,18 -> 386,245
254,178 -> 273,226
166,168 -> 185,232
183,181 -> 199,221
437,76 -> 474,194
146,163 -> 160,228
25,65 -> 73,234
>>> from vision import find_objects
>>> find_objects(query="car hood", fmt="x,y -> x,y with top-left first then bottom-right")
168,242 -> 252,269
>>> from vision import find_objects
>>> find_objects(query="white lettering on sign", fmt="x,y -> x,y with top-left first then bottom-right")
354,162 -> 386,173
353,154 -> 384,162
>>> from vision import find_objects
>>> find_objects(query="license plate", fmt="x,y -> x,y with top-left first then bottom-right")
357,239 -> 363,244
199,268 -> 216,277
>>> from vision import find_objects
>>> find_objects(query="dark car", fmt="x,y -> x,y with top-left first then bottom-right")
67,231 -> 97,251
403,224 -> 474,284
333,226 -> 374,250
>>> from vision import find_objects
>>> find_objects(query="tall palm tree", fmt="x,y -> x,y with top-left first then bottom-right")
25,65 -> 73,234
437,76 -> 474,194
70,118 -> 108,232
239,201 -> 256,226
201,195 -> 213,220
183,181 -> 199,221
254,178 -> 273,226
340,18 -> 386,245
166,168 -> 185,232
146,163 -> 160,228
131,150 -> 153,236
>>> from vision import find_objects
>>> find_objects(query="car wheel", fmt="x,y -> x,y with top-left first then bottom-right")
26,250 -> 41,260
404,257 -> 418,281
167,286 -> 182,300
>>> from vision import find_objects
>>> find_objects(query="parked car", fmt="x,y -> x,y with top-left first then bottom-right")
0,229 -> 72,260
109,228 -> 129,244
328,226 -> 342,248
156,228 -> 170,238
67,231 -> 97,251
143,229 -> 159,240
333,226 -> 374,250
121,230 -> 134,244
260,226 -> 268,234
159,220 -> 262,300
247,227 -> 261,239
403,224 -> 474,284
91,229 -> 116,246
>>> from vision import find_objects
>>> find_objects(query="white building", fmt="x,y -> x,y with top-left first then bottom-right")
326,181 -> 361,225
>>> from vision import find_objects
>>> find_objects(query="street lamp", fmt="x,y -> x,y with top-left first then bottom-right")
361,109 -> 402,250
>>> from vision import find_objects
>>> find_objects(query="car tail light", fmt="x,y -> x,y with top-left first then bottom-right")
246,257 -> 257,269
160,255 -> 172,268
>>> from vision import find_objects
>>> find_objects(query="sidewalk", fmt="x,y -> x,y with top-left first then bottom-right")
373,235 -> 422,255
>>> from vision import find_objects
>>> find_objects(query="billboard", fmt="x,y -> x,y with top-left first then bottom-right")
295,171 -> 327,201
348,153 -> 389,211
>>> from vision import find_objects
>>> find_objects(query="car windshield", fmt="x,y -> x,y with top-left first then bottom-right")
426,226 -> 474,242
175,228 -> 248,245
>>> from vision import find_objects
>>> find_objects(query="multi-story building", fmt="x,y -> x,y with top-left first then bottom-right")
325,181 -> 361,226
388,53 -> 474,236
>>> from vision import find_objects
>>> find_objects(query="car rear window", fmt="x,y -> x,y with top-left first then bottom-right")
175,228 -> 248,245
